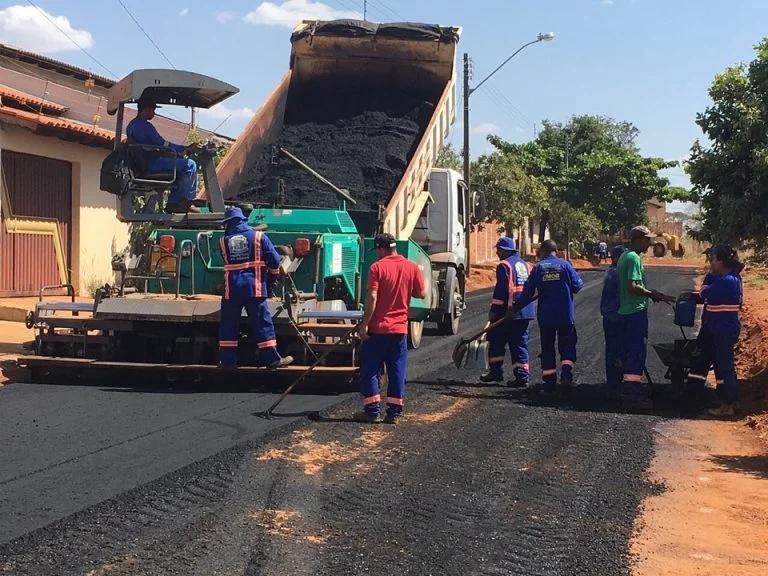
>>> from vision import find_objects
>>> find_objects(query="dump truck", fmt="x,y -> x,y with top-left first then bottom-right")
19,19 -> 483,386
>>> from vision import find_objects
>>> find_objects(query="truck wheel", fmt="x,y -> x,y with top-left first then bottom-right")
407,320 -> 424,349
437,283 -> 461,335
672,246 -> 685,258
652,243 -> 666,258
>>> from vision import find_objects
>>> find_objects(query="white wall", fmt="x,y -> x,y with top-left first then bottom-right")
0,124 -> 129,295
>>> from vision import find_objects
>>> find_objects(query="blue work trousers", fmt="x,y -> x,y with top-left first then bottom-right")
713,330 -> 740,404
686,324 -> 714,390
539,324 -> 577,392
219,296 -> 280,368
603,317 -> 622,395
148,156 -> 197,203
620,310 -> 649,400
359,333 -> 407,417
487,320 -> 530,383
686,325 -> 739,405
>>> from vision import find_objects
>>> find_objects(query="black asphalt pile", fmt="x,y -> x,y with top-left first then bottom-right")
240,80 -> 435,210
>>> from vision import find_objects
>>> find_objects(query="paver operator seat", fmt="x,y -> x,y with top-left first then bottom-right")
100,69 -> 239,226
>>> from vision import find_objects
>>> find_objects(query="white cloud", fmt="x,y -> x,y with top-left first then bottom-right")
471,122 -> 501,135
179,7 -> 189,16
216,11 -> 235,24
0,5 -> 93,53
244,0 -> 360,28
200,103 -> 254,121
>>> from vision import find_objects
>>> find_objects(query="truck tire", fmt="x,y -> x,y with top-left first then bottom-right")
407,320 -> 424,349
652,243 -> 666,258
437,282 -> 461,335
672,245 -> 685,258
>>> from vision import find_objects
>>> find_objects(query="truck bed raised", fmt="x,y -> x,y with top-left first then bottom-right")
215,19 -> 460,240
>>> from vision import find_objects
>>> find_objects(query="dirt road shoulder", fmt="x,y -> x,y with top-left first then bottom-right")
630,418 -> 768,575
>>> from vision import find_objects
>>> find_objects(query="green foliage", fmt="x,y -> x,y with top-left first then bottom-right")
686,38 -> 768,248
488,114 -> 691,238
472,152 -> 546,232
436,144 -> 463,171
546,199 -> 602,253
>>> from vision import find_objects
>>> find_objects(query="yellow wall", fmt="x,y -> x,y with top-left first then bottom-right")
0,124 -> 129,295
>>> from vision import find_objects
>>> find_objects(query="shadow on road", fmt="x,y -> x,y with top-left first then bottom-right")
710,454 -> 768,480
412,377 -> 736,419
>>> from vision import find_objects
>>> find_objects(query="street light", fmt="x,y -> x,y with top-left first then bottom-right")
462,33 -> 555,272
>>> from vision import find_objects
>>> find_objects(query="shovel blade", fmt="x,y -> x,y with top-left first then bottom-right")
452,339 -> 469,369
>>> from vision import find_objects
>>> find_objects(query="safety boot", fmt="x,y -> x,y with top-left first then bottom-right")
506,379 -> 528,389
353,411 -> 382,423
479,371 -> 504,384
707,404 -> 736,418
268,355 -> 294,370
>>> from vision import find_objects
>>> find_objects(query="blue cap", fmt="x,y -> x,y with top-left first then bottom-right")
611,244 -> 625,259
495,236 -> 516,252
223,206 -> 246,223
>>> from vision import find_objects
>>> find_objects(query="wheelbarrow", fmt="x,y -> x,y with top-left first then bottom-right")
649,296 -> 700,395
651,339 -> 699,392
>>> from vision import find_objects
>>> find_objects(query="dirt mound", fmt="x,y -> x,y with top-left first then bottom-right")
240,80 -> 435,211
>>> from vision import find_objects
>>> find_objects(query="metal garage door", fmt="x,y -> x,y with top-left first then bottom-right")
0,150 -> 73,296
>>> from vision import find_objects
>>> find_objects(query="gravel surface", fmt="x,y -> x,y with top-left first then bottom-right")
0,267 -> 697,575
239,79 -> 434,210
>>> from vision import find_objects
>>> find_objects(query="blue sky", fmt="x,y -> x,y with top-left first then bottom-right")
1,0 -> 766,212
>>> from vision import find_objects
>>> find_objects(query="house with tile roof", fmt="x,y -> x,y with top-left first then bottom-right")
0,43 -> 232,297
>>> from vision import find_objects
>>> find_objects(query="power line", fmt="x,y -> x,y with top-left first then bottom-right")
368,0 -> 404,20
24,0 -> 117,78
115,0 -> 176,69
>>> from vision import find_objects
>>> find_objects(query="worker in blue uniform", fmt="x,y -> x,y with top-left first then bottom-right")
512,239 -> 584,396
218,206 -> 293,370
680,243 -> 743,417
480,236 -> 535,388
126,96 -> 200,214
601,244 -> 625,400
682,270 -> 716,409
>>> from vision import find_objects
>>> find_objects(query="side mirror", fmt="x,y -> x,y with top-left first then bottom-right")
471,190 -> 486,223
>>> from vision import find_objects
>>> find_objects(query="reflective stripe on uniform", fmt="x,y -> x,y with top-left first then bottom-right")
219,340 -> 238,348
364,394 -> 381,405
257,339 -> 277,349
499,261 -> 515,308
706,305 -> 740,312
219,237 -> 230,300
623,373 -> 643,382
386,396 -> 404,406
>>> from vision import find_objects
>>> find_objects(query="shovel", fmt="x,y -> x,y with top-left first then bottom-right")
452,295 -> 539,369
261,322 -> 360,419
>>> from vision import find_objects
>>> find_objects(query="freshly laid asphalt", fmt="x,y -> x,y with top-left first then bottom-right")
0,266 -> 698,575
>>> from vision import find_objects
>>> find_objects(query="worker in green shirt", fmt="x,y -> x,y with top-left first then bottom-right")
616,225 -> 674,410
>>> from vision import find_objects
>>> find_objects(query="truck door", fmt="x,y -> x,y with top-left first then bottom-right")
453,178 -> 466,257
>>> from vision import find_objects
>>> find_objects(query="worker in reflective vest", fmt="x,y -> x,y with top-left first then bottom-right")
680,243 -> 743,417
480,236 -> 535,388
512,239 -> 584,396
218,206 -> 293,370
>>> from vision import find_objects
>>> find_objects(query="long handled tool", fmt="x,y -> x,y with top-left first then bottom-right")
452,296 -> 539,369
262,323 -> 360,419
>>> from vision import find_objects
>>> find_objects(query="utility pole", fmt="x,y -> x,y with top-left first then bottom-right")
463,53 -> 472,277
364,0 -> 367,20
191,107 -> 196,131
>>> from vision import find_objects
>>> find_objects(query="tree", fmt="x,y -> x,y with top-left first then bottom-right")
435,144 -> 463,171
686,38 -> 768,248
489,115 -> 691,238
472,152 -> 546,234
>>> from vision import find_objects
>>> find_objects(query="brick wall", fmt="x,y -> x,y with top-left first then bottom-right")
470,222 -> 503,266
